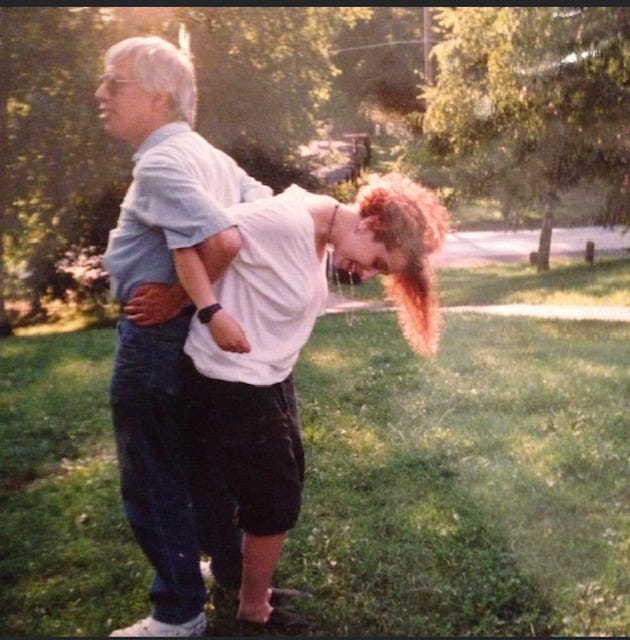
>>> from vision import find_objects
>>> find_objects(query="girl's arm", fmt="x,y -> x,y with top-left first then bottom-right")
173,244 -> 250,353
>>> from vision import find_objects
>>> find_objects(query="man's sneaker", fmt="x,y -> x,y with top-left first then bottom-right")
200,559 -> 215,588
109,611 -> 207,637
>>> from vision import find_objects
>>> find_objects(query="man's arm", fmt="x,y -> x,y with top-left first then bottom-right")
236,168 -> 273,203
124,227 -> 242,326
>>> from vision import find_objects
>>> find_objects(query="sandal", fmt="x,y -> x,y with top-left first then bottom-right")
238,607 -> 318,636
212,585 -> 312,610
270,587 -> 313,607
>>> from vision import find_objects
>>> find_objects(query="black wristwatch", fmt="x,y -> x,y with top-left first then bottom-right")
197,303 -> 222,324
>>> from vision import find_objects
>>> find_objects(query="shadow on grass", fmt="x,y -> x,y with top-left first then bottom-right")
0,327 -> 115,492
293,322 -> 558,636
293,448 -> 557,637
290,311 -> 629,636
0,460 -> 147,637
1,309 -> 627,636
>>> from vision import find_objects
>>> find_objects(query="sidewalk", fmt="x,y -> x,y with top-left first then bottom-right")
443,304 -> 630,322
325,293 -> 630,323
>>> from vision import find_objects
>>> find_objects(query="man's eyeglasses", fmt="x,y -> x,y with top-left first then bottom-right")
98,74 -> 137,96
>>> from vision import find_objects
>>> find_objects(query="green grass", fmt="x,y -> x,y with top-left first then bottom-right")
346,256 -> 630,308
1,262 -> 629,636
291,313 -> 629,637
437,258 -> 630,308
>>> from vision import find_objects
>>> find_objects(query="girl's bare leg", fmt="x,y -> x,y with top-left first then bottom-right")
236,531 -> 287,623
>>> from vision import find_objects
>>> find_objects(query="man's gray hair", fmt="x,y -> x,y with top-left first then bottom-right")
105,35 -> 197,127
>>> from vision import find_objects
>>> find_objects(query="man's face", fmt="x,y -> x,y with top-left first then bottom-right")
94,56 -> 158,147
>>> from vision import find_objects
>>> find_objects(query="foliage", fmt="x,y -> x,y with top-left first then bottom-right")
55,246 -> 110,305
182,7 -> 371,161
223,138 -> 322,196
0,8 -> 132,325
329,7 -> 427,125
0,7 -> 374,331
1,7 -> 627,328
404,7 -> 629,232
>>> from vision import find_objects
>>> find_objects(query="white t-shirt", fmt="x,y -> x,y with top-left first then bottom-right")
184,184 -> 328,385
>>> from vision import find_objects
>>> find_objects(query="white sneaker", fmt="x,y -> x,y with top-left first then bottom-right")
109,611 -> 207,637
199,559 -> 215,588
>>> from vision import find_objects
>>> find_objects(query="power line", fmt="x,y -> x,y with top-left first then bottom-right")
329,39 -> 429,56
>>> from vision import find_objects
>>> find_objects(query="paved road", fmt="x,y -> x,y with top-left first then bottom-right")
431,225 -> 629,268
325,226 -> 630,322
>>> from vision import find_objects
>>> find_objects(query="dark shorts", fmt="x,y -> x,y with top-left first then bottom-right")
183,355 -> 305,536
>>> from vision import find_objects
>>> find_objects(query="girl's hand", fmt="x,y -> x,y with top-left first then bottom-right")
207,310 -> 251,353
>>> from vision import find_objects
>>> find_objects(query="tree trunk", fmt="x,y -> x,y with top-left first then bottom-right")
536,194 -> 555,273
0,31 -> 13,337
0,295 -> 12,337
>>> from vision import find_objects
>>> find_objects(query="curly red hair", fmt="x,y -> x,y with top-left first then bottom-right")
357,173 -> 451,357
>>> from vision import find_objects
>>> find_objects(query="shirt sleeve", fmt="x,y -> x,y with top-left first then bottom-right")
132,154 -> 235,250
210,144 -> 273,202
238,170 -> 274,202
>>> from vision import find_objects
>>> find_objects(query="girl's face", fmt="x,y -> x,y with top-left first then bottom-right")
332,218 -> 407,281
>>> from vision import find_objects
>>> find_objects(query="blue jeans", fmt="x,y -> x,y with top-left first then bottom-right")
110,313 -> 242,624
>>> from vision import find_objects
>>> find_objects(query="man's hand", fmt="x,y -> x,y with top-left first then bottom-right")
124,282 -> 189,326
207,309 -> 251,353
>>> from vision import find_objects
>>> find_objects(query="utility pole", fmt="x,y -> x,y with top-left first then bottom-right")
423,7 -> 433,85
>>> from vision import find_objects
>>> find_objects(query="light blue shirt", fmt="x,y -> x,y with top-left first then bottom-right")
103,121 -> 272,303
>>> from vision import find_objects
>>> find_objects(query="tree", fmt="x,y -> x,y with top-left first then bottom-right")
329,7 -> 426,124
0,7 -> 131,332
0,11 -> 12,335
417,7 -> 629,270
181,7 -> 371,183
2,7 -> 381,331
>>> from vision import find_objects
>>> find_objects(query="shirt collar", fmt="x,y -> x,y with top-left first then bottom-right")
132,121 -> 192,162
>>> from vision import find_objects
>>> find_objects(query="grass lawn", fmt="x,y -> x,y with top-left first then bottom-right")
349,256 -> 630,309
1,260 -> 628,636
